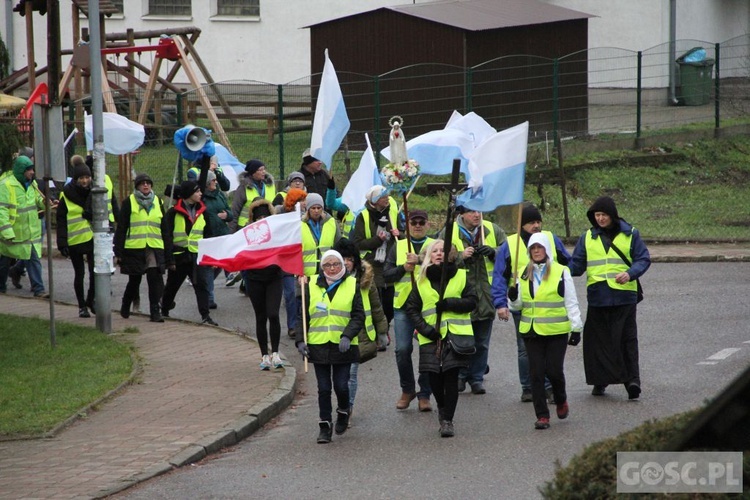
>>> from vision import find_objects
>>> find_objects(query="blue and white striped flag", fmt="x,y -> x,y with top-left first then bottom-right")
456,122 -> 528,212
341,134 -> 382,212
310,49 -> 350,170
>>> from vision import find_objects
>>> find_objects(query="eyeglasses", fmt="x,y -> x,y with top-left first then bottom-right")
410,219 -> 427,226
321,262 -> 342,269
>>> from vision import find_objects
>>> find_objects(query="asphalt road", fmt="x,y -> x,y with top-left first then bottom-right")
31,260 -> 750,499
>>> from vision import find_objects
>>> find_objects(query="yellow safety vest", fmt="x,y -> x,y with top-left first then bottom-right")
0,176 -> 43,259
124,194 -> 164,250
60,193 -> 93,246
584,230 -> 637,292
506,230 -> 557,284
300,217 -> 338,276
307,275 -> 357,345
451,220 -> 497,281
238,183 -> 277,228
361,286 -> 374,342
358,197 -> 398,259
393,237 -> 434,309
415,269 -> 473,345
105,174 -> 115,223
518,262 -> 571,336
341,209 -> 355,239
173,212 -> 206,254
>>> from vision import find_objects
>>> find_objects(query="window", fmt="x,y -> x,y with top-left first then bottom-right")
148,0 -> 191,16
111,0 -> 123,14
218,0 -> 259,16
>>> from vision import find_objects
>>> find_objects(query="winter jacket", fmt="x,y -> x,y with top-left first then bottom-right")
352,200 -> 399,288
202,187 -> 232,237
0,156 -> 44,260
230,171 -> 276,231
113,194 -> 168,275
356,261 -> 388,363
56,181 -> 93,252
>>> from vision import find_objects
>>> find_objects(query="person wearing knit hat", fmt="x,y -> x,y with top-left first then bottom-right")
114,167 -> 168,323
270,172 -> 307,214
352,184 -> 400,350
200,167 -> 233,304
186,155 -> 230,192
300,191 -> 340,277
334,238 -> 388,421
491,202 -> 571,403
161,177 -> 219,326
231,158 -> 276,231
57,154 -> 95,317
568,196 -> 651,400
298,148 -> 329,204
295,247 -> 365,443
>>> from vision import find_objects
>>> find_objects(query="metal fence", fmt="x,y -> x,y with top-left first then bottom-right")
3,35 -> 749,238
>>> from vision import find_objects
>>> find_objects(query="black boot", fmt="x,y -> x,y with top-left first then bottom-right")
440,420 -> 455,438
78,307 -> 91,318
150,305 -> 164,323
120,296 -> 132,319
317,421 -> 332,444
334,408 -> 350,435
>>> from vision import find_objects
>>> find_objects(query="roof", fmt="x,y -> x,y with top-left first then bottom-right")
306,0 -> 593,31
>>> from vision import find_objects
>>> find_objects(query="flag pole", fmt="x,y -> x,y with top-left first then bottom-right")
300,275 -> 309,373
511,202 -> 524,283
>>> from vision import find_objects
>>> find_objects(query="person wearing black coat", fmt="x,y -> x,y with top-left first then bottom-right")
295,250 -> 365,444
113,173 -> 169,322
56,161 -> 95,317
404,239 -> 477,437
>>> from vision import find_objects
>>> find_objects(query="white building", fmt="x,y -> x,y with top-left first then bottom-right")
1,0 -> 747,88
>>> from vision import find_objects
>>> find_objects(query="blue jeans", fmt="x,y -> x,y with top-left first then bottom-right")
314,362 -> 351,422
513,311 -> 552,392
282,274 -> 297,331
348,362 -> 359,408
393,309 -> 431,399
1,248 -> 44,294
460,318 -> 493,385
200,266 -> 216,304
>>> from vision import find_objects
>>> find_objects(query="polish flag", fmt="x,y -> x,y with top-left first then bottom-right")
198,207 -> 303,275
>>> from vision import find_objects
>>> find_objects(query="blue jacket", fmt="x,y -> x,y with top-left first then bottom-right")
491,230 -> 570,310
568,219 -> 650,307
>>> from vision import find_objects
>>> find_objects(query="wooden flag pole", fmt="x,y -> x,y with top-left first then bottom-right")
299,276 -> 309,373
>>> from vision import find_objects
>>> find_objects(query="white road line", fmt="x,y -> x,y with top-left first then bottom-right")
697,361 -> 718,365
744,340 -> 750,344
706,348 -> 741,361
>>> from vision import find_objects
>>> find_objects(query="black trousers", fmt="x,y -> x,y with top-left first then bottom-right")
162,253 -> 210,318
583,304 -> 639,386
523,334 -> 568,419
429,367 -> 460,421
69,246 -> 94,308
377,285 -> 395,326
246,275 -> 283,356
123,268 -> 164,314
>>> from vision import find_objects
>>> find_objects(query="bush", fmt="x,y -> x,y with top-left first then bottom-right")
0,123 -> 24,173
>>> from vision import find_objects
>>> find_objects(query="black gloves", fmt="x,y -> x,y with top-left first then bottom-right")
338,336 -> 351,353
476,245 -> 495,259
296,342 -> 309,358
507,285 -> 518,301
59,247 -> 69,258
568,332 -> 581,346
435,299 -> 446,314
327,176 -> 336,190
422,327 -> 440,342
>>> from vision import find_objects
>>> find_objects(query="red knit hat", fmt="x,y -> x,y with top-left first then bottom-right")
284,188 -> 308,212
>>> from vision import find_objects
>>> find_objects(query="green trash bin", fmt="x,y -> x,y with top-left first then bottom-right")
676,49 -> 714,106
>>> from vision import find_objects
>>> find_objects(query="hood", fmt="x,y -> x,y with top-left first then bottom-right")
359,260 -> 375,289
586,196 -> 620,227
248,197 -> 276,223
238,171 -> 275,189
12,155 -> 33,184
527,232 -> 553,263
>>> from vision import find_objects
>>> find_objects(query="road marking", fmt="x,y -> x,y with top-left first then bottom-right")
706,348 -> 741,361
697,361 -> 718,365
744,341 -> 750,344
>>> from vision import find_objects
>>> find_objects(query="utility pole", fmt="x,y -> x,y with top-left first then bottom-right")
88,0 -> 112,333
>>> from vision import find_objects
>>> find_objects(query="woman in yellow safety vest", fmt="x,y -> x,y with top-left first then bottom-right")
508,232 -> 582,430
300,192 -> 340,277
232,159 -> 276,230
404,239 -> 477,438
295,250 -> 365,444
114,173 -> 168,323
56,160 -> 95,317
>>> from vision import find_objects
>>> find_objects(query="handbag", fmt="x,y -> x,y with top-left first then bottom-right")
602,237 -> 644,303
445,332 -> 476,356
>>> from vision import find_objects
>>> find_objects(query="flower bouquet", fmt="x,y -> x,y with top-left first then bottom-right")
381,158 -> 420,194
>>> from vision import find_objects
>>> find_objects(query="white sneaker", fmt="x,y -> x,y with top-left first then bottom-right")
271,352 -> 283,369
260,354 -> 271,371
225,272 -> 242,287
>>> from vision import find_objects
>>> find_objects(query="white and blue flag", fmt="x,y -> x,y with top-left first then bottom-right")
310,49 -> 350,170
341,134 -> 382,212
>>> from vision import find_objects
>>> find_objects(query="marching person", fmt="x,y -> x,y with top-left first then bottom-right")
232,159 -> 276,231
298,149 -> 329,202
440,204 -> 506,394
200,170 -> 233,308
56,157 -> 95,317
0,155 -> 50,298
161,180 -> 217,326
242,198 -> 285,370
296,250 -> 365,444
508,233 -> 582,430
334,238 -> 388,426
300,192 -> 340,277
383,209 -> 434,411
271,171 -> 306,210
187,155 -> 230,192
352,185 -> 400,350
114,173 -> 168,323
404,240 -> 477,438
568,196 -> 651,399
276,187 -> 308,338
492,203 -> 571,402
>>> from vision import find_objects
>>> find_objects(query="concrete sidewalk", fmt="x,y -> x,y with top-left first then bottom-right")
0,297 -> 296,500
0,243 -> 747,499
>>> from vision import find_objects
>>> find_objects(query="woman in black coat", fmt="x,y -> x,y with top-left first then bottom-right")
404,239 -> 477,438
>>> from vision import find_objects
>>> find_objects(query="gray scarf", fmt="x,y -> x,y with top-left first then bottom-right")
134,190 -> 155,212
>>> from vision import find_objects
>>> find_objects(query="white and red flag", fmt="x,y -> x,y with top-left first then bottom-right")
198,207 -> 303,275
